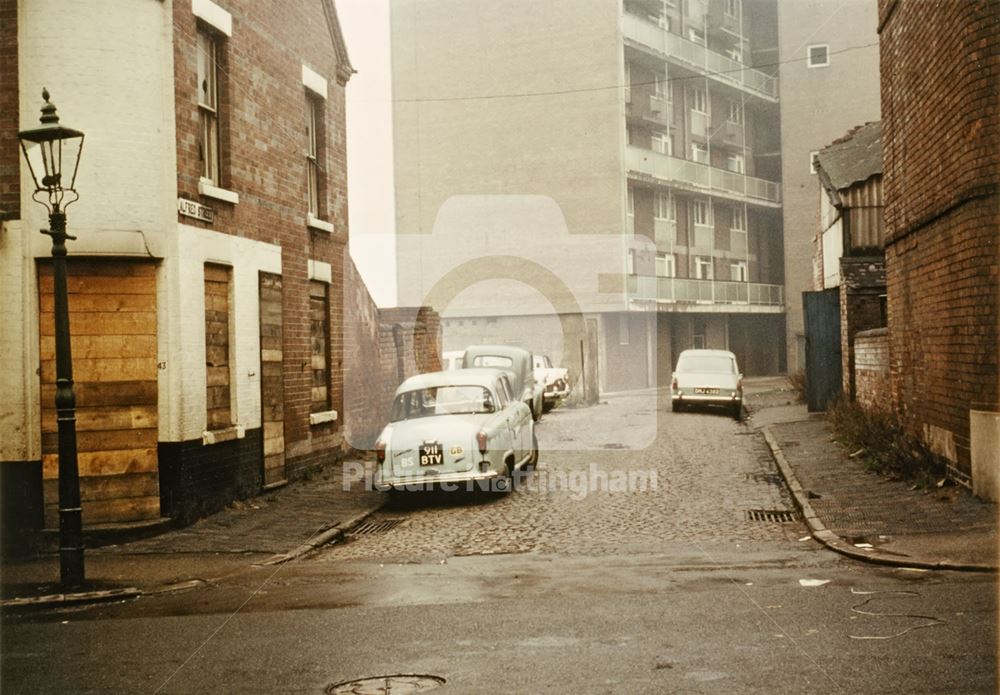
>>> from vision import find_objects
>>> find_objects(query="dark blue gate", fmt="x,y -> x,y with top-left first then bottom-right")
803,289 -> 842,412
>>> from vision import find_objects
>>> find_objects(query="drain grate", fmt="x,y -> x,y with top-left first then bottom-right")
347,519 -> 407,537
601,443 -> 628,449
326,675 -> 445,694
746,508 -> 799,523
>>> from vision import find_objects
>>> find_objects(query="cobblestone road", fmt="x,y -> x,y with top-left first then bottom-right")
316,390 -> 803,564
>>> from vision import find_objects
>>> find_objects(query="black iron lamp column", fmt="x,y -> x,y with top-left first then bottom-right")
18,89 -> 86,587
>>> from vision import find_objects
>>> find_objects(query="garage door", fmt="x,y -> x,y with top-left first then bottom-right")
38,259 -> 159,528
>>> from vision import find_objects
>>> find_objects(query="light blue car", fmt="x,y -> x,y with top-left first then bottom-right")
374,369 -> 537,492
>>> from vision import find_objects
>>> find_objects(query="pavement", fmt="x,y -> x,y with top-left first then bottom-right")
746,383 -> 998,572
0,460 -> 386,609
3,378 -> 995,610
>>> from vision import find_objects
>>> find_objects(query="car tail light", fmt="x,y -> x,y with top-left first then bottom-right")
476,431 -> 488,454
737,377 -> 743,393
374,439 -> 386,463
671,374 -> 678,391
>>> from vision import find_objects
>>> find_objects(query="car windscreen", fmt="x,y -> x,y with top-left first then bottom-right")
471,355 -> 513,369
676,355 -> 736,374
391,385 -> 495,421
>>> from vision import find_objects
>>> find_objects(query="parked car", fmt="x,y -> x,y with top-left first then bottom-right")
671,349 -> 743,419
462,345 -> 544,421
442,350 -> 465,371
532,354 -> 569,412
374,368 -> 537,492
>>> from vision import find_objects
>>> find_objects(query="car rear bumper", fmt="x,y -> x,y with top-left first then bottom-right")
672,393 -> 741,406
375,468 -> 500,491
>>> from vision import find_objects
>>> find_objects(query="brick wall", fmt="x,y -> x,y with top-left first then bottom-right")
0,0 -> 18,220
878,0 -> 999,474
343,260 -> 442,450
839,257 -> 886,397
854,327 -> 890,413
173,0 -> 351,476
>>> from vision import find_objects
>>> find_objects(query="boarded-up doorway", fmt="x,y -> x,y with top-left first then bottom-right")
259,272 -> 286,487
37,259 -> 159,527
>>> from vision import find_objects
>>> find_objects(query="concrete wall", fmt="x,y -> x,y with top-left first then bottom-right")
392,0 -> 628,317
854,327 -> 889,413
777,0 -> 881,374
879,0 -> 999,478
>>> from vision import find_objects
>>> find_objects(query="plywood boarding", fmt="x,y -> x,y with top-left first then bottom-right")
205,264 -> 232,430
309,280 -> 330,413
38,259 -> 159,527
260,273 -> 286,485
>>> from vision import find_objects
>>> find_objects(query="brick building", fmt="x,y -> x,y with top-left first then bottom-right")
0,0 -> 434,543
877,0 -> 999,493
811,121 -> 886,406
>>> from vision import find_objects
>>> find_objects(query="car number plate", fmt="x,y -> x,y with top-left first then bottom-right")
695,387 -> 720,394
420,442 -> 444,466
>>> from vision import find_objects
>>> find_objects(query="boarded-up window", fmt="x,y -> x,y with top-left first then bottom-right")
310,280 -> 330,413
205,264 -> 232,429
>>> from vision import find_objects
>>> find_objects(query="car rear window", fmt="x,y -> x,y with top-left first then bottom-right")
677,355 -> 736,373
391,386 -> 495,421
472,355 -> 513,368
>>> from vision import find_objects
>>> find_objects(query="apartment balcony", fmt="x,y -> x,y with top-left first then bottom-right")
626,145 -> 781,206
622,13 -> 778,101
714,120 -> 745,148
627,275 -> 784,313
653,218 -> 676,247
627,93 -> 673,127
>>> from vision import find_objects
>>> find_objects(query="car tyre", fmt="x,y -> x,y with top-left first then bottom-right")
732,402 -> 742,421
671,400 -> 683,413
494,460 -> 514,495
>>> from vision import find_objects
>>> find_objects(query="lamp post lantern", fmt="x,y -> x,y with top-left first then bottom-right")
18,89 -> 86,587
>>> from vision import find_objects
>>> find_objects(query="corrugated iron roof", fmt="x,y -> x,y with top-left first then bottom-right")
816,121 -> 882,191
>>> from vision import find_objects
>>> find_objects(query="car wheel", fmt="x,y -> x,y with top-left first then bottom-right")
671,400 -> 683,413
732,402 -> 742,421
494,460 -> 514,495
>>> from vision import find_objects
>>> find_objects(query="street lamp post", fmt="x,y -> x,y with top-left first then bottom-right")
18,89 -> 86,587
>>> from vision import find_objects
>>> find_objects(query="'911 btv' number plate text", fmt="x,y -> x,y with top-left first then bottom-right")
420,442 -> 443,466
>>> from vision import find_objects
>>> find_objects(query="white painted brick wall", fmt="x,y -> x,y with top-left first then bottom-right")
162,224 -> 281,442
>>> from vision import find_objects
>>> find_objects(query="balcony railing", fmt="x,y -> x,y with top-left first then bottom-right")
626,146 -> 781,204
622,13 -> 778,100
628,275 -> 784,307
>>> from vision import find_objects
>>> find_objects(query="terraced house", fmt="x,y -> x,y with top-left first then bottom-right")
0,0 -> 391,543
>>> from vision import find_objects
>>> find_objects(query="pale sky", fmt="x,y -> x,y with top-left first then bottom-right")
340,0 -> 398,307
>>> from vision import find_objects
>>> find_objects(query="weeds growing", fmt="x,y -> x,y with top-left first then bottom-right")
827,397 -> 947,488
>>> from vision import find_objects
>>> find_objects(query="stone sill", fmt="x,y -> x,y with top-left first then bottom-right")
307,214 -> 335,233
202,425 -> 246,446
310,409 -> 338,426
198,179 -> 240,205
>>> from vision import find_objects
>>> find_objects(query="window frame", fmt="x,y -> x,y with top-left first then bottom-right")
695,256 -> 714,280
197,28 -> 221,186
730,260 -> 748,282
691,141 -> 709,164
691,86 -> 708,114
692,199 -> 712,226
730,206 -> 747,232
309,280 -> 332,415
305,94 -> 321,218
726,152 -> 745,174
654,191 -> 675,221
807,44 -> 830,68
656,252 -> 676,278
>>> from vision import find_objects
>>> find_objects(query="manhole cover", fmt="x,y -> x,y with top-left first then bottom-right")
746,508 -> 799,523
347,519 -> 407,537
326,675 -> 446,694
